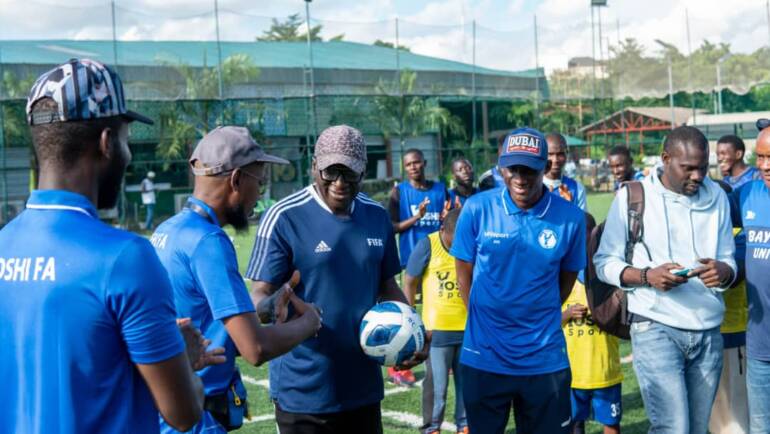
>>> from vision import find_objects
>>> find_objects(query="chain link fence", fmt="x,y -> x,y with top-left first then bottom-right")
3,1 -> 770,225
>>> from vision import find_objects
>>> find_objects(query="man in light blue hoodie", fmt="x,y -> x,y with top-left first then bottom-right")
595,126 -> 736,434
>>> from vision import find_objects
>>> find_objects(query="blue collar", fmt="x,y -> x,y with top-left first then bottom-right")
186,197 -> 220,226
25,190 -> 99,218
500,186 -> 552,218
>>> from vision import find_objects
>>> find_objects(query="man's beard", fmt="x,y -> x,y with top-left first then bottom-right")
225,203 -> 250,233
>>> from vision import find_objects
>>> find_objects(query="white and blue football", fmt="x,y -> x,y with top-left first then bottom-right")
359,301 -> 426,367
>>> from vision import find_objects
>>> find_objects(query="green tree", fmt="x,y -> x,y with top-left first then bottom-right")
372,70 -> 465,144
157,54 -> 264,164
373,40 -> 410,52
1,71 -> 35,147
257,14 -> 343,42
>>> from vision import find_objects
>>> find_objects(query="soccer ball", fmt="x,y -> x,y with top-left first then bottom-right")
359,301 -> 426,367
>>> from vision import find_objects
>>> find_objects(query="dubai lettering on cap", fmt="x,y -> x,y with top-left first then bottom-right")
506,134 -> 542,155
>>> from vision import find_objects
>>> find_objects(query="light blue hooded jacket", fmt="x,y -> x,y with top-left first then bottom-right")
594,167 -> 737,330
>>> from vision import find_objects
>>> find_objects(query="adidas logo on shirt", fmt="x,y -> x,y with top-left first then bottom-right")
314,240 -> 332,253
746,210 -> 756,220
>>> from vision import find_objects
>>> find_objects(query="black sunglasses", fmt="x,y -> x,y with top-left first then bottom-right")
757,118 -> 770,131
319,167 -> 363,183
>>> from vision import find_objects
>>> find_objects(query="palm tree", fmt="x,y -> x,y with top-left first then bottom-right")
156,54 -> 263,164
371,70 -> 466,169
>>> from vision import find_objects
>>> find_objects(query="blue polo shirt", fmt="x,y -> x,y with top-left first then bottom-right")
734,180 -> 770,361
450,187 -> 586,375
246,186 -> 401,413
152,198 -> 255,400
0,190 -> 184,434
725,166 -> 761,190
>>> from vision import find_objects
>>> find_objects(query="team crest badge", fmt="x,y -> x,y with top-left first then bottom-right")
538,229 -> 557,249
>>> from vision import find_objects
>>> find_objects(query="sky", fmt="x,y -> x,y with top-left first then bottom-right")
1,0 -> 769,73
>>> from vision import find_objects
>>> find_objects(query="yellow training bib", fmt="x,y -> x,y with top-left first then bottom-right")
722,228 -> 748,334
421,232 -> 467,331
562,281 -> 623,389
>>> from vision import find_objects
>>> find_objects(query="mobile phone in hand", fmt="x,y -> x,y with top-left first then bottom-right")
671,268 -> 691,277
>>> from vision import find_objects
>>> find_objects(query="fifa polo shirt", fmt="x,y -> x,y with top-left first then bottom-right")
0,190 -> 184,434
151,197 -> 255,398
246,186 -> 401,413
734,180 -> 770,361
450,187 -> 586,376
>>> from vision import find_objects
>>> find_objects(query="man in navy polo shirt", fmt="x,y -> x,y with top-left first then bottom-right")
451,127 -> 586,434
247,125 -> 426,433
0,59 -> 214,433
151,126 -> 322,434
733,128 -> 770,433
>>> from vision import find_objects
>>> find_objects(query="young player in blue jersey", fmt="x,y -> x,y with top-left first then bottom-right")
151,126 -> 322,434
451,127 -> 587,434
733,129 -> 770,433
0,59 -> 220,434
388,148 -> 448,385
246,125 -> 427,433
544,133 -> 587,210
608,145 -> 645,191
389,148 -> 450,269
448,157 -> 477,208
718,134 -> 761,190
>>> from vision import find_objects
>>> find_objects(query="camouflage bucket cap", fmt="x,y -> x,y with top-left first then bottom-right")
26,58 -> 153,126
314,125 -> 367,174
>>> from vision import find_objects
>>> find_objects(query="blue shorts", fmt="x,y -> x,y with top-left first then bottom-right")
571,384 -> 622,426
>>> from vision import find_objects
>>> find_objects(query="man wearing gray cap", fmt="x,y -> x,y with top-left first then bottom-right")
151,126 -> 322,434
246,125 -> 426,433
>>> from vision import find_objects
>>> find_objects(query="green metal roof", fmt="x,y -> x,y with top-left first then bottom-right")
0,40 -> 540,78
565,134 -> 588,147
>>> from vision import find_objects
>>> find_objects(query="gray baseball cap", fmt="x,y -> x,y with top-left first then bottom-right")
314,125 -> 367,174
190,126 -> 289,176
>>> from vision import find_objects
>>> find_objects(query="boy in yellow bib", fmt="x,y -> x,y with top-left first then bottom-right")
404,208 -> 468,434
708,226 -> 749,434
562,215 -> 622,434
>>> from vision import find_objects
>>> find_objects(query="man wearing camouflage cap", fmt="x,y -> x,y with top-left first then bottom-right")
0,58 -> 216,433
151,126 -> 322,433
247,125 -> 427,432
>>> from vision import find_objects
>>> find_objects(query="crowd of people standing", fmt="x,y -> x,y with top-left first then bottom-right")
1,58 -> 770,434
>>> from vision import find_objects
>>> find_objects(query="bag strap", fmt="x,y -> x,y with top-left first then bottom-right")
624,181 -> 645,263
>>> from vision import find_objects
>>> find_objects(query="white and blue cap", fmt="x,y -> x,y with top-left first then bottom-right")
498,127 -> 548,171
26,58 -> 153,126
